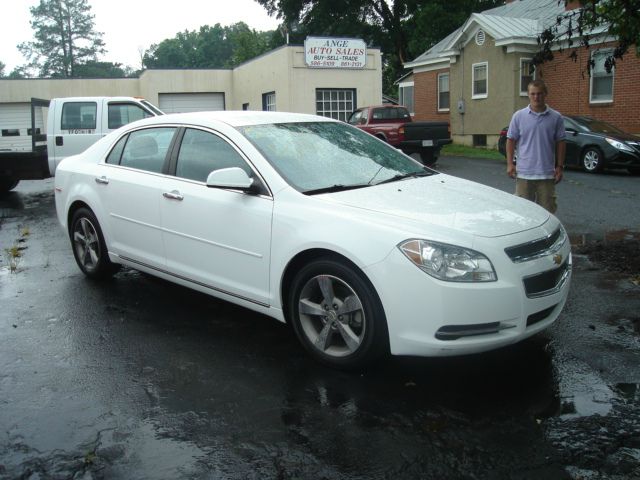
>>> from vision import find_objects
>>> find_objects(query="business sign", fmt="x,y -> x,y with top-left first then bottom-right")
304,37 -> 366,69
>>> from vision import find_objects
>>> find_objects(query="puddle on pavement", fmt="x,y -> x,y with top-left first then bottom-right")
558,382 -> 640,419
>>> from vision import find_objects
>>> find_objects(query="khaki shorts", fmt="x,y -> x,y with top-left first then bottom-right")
515,178 -> 557,213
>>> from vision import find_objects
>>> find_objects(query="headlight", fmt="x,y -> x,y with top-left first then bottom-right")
605,138 -> 634,152
399,239 -> 497,282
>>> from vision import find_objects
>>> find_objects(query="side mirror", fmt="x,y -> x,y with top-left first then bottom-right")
206,167 -> 257,193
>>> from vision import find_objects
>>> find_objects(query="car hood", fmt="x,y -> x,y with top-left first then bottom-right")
321,173 -> 550,238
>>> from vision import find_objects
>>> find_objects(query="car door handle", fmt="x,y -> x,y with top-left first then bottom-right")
94,176 -> 109,185
163,190 -> 184,201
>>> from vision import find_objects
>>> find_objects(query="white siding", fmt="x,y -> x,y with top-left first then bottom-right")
0,103 -> 45,152
159,93 -> 225,113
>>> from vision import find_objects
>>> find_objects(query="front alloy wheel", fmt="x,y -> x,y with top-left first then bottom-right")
289,258 -> 388,369
582,147 -> 603,173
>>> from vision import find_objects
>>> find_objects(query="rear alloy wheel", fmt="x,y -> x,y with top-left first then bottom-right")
70,207 -> 119,280
581,147 -> 603,173
288,258 -> 388,370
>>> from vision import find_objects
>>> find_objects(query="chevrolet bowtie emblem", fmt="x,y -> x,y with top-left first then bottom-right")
553,254 -> 563,265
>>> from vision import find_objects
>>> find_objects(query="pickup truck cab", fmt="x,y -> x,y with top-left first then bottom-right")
348,105 -> 451,165
0,96 -> 163,193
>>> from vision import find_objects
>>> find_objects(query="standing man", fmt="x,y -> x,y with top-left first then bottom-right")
506,79 -> 566,213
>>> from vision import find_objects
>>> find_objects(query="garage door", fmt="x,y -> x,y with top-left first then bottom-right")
158,93 -> 225,113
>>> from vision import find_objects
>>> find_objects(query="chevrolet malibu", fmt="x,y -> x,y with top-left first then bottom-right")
54,111 -> 571,369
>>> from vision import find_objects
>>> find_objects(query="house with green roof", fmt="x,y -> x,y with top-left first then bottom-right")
402,0 -> 640,148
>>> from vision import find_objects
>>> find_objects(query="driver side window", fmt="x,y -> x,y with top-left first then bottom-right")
175,128 -> 251,182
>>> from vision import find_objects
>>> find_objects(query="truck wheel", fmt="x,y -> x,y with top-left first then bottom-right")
419,150 -> 437,166
0,176 -> 19,194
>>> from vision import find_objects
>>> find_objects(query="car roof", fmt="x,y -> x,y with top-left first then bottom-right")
357,105 -> 406,109
139,110 -> 334,128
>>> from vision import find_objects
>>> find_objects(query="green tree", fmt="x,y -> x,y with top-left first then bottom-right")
144,22 -> 280,69
254,0 -> 500,95
73,61 -> 127,78
0,61 -> 5,77
17,0 -> 105,77
536,0 -> 640,71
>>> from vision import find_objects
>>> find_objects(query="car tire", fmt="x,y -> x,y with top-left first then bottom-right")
628,167 -> 640,176
288,257 -> 389,370
0,176 -> 19,194
581,147 -> 603,173
70,207 -> 119,280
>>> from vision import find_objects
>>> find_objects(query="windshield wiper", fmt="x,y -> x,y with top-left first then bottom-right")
374,171 -> 433,186
303,184 -> 370,195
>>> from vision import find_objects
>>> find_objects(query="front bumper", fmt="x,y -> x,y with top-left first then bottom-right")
607,149 -> 640,169
364,227 -> 572,357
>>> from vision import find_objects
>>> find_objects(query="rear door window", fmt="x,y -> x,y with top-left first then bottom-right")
108,103 -> 154,130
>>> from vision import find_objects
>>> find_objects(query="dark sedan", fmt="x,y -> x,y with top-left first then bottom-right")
498,116 -> 640,174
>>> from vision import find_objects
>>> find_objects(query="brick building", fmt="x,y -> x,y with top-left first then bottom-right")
402,0 -> 640,147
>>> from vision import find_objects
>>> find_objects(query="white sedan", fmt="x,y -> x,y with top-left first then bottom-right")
54,111 -> 571,369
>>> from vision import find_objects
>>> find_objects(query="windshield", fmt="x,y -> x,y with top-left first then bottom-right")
141,100 -> 164,116
238,121 -> 434,193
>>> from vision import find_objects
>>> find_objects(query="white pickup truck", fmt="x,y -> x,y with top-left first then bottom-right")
0,96 -> 163,193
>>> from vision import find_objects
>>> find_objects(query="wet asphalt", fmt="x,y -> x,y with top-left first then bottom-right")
0,158 -> 639,480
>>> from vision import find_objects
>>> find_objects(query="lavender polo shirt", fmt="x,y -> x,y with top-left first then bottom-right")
507,105 -> 565,179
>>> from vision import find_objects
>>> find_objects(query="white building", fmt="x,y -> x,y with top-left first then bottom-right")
0,42 -> 383,122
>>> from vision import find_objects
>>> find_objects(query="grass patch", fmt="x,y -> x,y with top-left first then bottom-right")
4,245 -> 22,272
442,144 -> 504,161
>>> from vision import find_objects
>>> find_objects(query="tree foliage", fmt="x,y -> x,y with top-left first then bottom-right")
73,61 -> 132,78
17,0 -> 105,78
144,22 -> 280,69
254,0 -> 501,95
535,0 -> 640,72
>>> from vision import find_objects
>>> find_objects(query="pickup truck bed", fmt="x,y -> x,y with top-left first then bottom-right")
348,105 -> 451,165
401,121 -> 452,163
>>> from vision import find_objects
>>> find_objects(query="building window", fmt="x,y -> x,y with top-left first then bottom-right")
590,49 -> 614,103
520,58 -> 535,95
315,89 -> 356,122
472,62 -> 488,99
438,73 -> 450,111
398,83 -> 414,114
262,92 -> 276,111
473,134 -> 487,147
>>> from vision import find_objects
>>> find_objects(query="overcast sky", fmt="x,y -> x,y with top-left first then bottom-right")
1,0 -> 282,72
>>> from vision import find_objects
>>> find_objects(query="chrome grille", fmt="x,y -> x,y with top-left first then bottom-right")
505,227 -> 566,263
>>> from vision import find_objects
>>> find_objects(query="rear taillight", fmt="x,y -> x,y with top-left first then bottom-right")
500,129 -> 508,136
